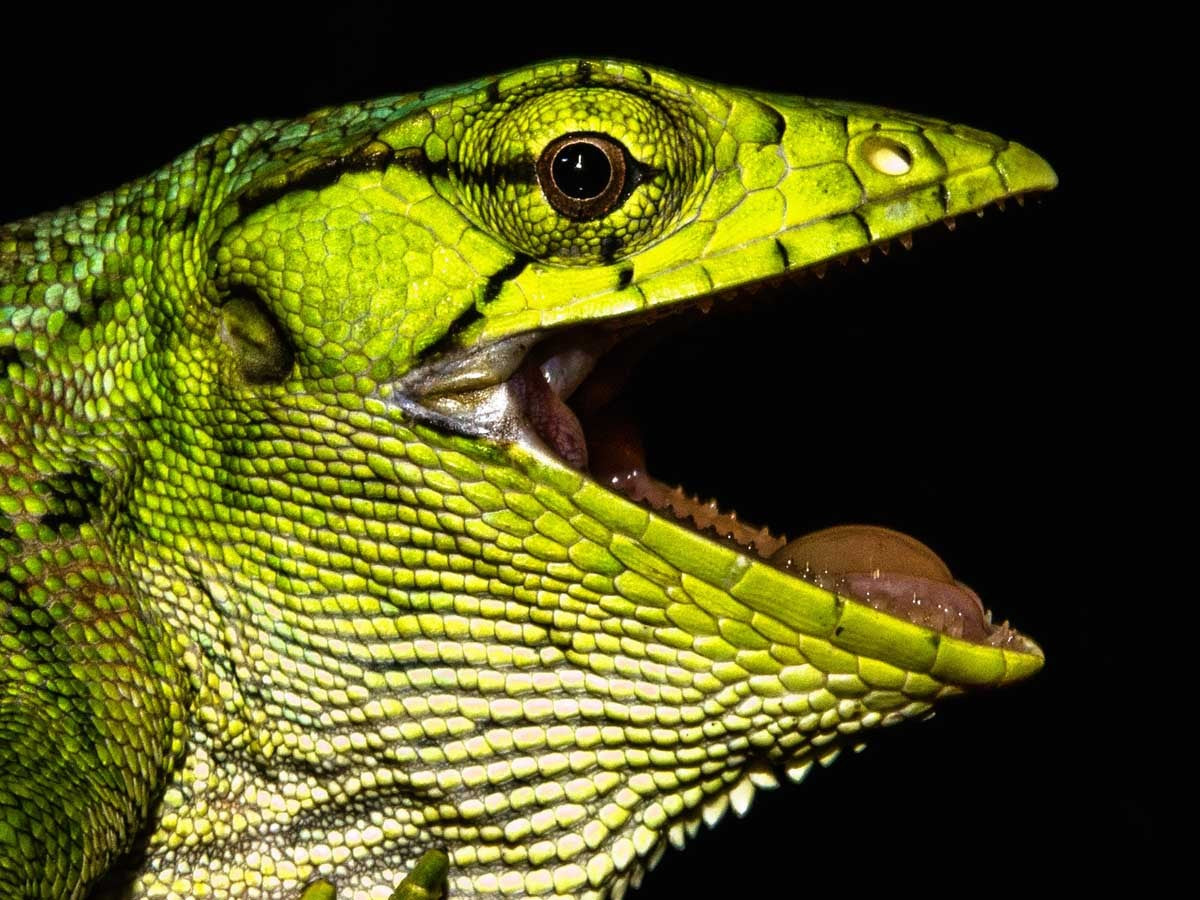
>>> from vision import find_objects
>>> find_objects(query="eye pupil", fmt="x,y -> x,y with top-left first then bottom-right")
552,142 -> 613,199
537,133 -> 629,220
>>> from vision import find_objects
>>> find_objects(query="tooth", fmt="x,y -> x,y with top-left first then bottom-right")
729,776 -> 756,818
813,263 -> 828,279
945,218 -> 957,232
612,876 -> 629,900
684,815 -> 701,839
996,198 -> 1007,212
755,533 -> 772,553
785,759 -> 812,783
878,240 -> 890,255
1016,195 -> 1026,207
701,794 -> 729,828
976,208 -> 986,218
857,247 -> 871,263
900,233 -> 913,250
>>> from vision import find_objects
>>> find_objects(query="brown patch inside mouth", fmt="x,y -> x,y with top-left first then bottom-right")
770,526 -> 1021,648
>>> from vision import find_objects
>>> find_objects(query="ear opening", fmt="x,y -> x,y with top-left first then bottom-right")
218,289 -> 295,385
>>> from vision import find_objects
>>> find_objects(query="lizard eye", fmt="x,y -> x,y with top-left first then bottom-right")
448,82 -> 706,263
537,133 -> 628,220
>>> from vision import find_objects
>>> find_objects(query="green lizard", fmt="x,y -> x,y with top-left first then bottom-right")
0,59 -> 1054,899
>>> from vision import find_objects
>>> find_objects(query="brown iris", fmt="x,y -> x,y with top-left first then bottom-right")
537,133 -> 628,220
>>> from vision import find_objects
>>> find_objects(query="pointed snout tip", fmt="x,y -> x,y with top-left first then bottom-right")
1000,142 -> 1058,194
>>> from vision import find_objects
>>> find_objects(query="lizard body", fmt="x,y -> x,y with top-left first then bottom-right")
0,60 -> 1053,899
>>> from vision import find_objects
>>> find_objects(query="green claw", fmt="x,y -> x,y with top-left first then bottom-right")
298,879 -> 336,900
389,849 -> 450,900
294,851 -> 448,900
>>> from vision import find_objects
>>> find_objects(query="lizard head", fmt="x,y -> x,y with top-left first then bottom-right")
27,59 -> 1052,896
205,57 -> 1050,672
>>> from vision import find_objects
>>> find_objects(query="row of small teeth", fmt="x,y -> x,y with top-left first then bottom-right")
624,479 -> 787,560
689,196 -> 1024,319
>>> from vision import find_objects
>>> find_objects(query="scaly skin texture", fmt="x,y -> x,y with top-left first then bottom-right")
0,59 -> 1054,899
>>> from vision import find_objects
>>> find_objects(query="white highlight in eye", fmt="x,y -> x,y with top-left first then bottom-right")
863,136 -> 913,175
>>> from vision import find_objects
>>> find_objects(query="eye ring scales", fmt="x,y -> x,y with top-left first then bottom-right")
537,133 -> 628,220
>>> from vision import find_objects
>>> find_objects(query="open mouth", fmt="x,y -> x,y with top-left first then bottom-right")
392,210 -> 1042,656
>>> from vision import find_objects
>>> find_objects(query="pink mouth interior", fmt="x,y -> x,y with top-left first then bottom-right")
511,324 -> 1022,649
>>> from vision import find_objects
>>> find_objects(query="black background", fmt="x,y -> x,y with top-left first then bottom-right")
2,7 -> 1151,895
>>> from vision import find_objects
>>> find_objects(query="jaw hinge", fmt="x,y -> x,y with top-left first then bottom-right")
393,330 -> 545,401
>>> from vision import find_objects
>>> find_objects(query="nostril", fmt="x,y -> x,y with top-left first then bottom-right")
861,136 -> 914,176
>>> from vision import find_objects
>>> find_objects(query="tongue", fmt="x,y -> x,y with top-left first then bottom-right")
512,359 -> 589,470
771,524 -> 954,582
770,525 -> 994,642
